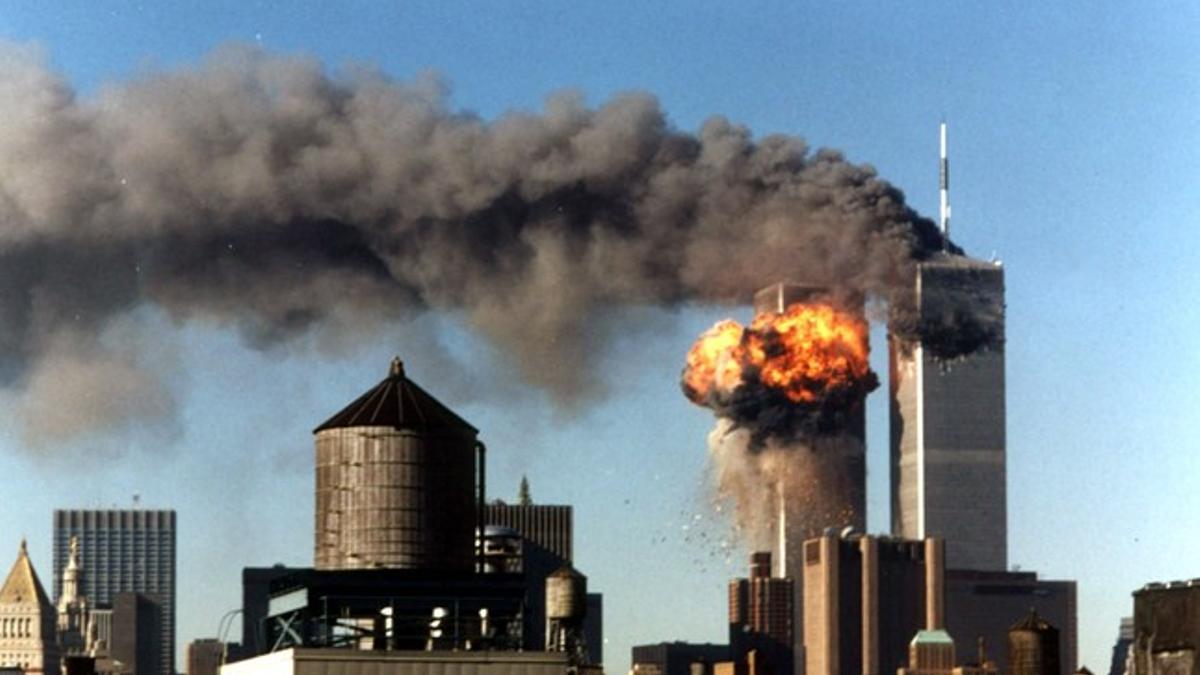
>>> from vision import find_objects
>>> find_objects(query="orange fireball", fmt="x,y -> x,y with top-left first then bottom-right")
682,320 -> 744,402
682,302 -> 872,407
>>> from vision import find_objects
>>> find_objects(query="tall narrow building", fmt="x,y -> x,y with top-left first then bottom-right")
0,540 -> 60,674
53,509 -> 176,675
889,255 -> 1006,571
729,552 -> 794,675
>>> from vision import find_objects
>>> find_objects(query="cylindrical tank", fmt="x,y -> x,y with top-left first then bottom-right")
1008,610 -> 1061,675
546,566 -> 588,621
314,358 -> 479,571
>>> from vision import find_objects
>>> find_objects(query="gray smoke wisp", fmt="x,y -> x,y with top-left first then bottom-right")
0,43 -> 966,445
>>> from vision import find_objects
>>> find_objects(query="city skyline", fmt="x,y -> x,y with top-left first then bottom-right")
0,4 -> 1197,675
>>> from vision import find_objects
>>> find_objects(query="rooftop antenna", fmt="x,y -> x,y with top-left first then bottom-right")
939,121 -> 951,245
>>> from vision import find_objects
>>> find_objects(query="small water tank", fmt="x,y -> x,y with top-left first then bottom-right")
1008,609 -> 1061,675
546,566 -> 588,621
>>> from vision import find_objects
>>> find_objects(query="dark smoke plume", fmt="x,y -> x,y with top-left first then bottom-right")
0,42 -> 981,445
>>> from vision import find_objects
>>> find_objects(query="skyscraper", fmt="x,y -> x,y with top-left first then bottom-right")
53,510 -> 176,675
889,255 -> 1007,571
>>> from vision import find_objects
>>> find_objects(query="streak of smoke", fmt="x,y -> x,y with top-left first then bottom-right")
0,42 -> 963,447
708,418 -> 864,549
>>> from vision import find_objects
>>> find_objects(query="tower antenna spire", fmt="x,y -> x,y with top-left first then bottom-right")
939,121 -> 951,244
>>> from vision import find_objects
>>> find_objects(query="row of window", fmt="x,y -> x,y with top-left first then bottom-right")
0,617 -> 35,638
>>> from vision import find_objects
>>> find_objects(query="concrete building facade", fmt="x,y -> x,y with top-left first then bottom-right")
53,509 -> 176,675
801,533 -> 945,675
889,255 -> 1007,571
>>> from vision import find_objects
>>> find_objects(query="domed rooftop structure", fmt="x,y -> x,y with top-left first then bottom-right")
314,357 -> 476,434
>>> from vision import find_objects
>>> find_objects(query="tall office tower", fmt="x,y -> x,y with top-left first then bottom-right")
944,570 -> 1076,675
729,552 -> 794,675
889,254 -> 1007,571
802,532 -> 945,675
53,510 -> 176,675
0,540 -> 60,675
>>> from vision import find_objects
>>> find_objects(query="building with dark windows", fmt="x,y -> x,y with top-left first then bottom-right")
889,254 -> 1007,571
53,509 -> 176,675
944,570 -> 1076,675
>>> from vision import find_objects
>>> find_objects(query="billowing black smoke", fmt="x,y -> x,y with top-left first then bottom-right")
0,42 -> 988,445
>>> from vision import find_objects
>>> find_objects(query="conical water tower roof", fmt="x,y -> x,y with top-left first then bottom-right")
314,357 -> 477,434
1010,608 -> 1055,633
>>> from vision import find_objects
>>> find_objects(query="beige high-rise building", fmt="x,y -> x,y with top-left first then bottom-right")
802,533 -> 945,675
0,540 -> 61,674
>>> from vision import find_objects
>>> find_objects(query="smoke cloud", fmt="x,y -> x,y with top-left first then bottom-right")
0,42 -> 975,445
708,419 -> 864,548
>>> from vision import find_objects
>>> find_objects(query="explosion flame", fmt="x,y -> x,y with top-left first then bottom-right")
682,302 -> 879,442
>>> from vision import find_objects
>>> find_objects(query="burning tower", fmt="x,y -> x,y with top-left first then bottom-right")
887,123 -> 1006,571
888,254 -> 1005,571
752,282 -> 867,576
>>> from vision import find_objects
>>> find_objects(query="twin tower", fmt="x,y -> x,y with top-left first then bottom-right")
759,250 -> 1007,575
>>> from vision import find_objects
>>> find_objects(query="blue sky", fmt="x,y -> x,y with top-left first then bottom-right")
0,2 -> 1197,672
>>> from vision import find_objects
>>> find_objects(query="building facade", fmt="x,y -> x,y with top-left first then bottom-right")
0,541 -> 60,674
631,643 -> 731,675
1129,582 -> 1200,675
187,638 -> 225,675
802,533 -> 945,675
944,570 -> 1076,675
729,552 -> 793,675
889,255 -> 1007,571
53,509 -> 176,675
